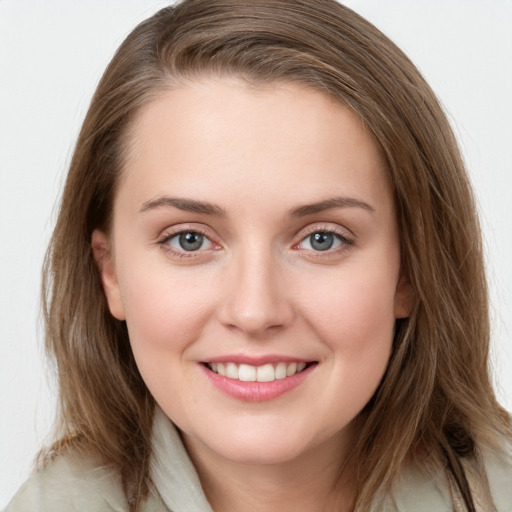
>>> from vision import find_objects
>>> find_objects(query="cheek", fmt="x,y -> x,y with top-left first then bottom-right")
300,272 -> 396,428
297,264 -> 397,398
117,265 -> 215,371
301,266 -> 397,345
117,267 -> 219,418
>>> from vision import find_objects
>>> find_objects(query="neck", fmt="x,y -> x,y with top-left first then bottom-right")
182,431 -> 355,512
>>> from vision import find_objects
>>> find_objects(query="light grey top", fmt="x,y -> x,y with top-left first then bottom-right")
5,408 -> 512,511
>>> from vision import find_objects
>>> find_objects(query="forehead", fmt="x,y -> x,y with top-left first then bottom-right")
118,77 -> 392,216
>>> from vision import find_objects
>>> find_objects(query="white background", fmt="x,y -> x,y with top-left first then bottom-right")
1,0 -> 511,507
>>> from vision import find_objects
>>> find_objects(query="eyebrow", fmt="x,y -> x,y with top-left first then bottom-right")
288,196 -> 375,217
138,195 -> 374,217
139,196 -> 227,216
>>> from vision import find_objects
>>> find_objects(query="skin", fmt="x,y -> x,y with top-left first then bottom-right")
93,78 -> 411,512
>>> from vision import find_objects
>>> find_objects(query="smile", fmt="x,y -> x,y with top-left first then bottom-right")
206,361 -> 309,382
201,360 -> 317,402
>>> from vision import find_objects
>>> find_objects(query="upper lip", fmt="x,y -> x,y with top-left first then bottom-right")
201,354 -> 315,366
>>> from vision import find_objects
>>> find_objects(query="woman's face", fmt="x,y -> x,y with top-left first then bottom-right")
94,78 -> 410,466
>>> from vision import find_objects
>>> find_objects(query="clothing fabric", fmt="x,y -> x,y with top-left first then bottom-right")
5,408 -> 512,511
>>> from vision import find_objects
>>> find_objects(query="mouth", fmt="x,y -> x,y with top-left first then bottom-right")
202,361 -> 317,382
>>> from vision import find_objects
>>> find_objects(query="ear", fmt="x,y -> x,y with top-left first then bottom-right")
394,271 -> 413,319
91,229 -> 126,321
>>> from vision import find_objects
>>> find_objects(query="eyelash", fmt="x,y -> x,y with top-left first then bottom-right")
156,226 -> 218,259
293,226 -> 355,257
156,224 -> 355,259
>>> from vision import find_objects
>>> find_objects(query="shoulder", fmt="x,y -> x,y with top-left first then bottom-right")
388,445 -> 512,512
5,452 -> 130,512
388,461 -> 453,512
482,446 -> 512,510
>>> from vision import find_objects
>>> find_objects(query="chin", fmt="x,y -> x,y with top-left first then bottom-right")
199,425 -> 319,466
220,443 -> 309,466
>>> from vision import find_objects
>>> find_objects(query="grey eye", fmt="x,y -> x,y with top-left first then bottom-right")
168,231 -> 212,252
180,232 -> 203,251
300,232 -> 343,252
309,233 -> 334,251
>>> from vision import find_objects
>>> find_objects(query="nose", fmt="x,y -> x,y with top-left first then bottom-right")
217,247 -> 295,338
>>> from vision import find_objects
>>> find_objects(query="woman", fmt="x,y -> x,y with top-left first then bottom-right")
6,1 -> 512,511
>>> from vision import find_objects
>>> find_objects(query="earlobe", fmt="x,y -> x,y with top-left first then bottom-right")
91,230 -> 126,321
394,272 -> 413,319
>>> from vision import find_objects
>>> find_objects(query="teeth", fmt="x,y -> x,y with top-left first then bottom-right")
238,364 -> 257,381
275,362 -> 287,380
208,361 -> 309,381
286,362 -> 297,377
256,364 -> 275,382
226,362 -> 238,379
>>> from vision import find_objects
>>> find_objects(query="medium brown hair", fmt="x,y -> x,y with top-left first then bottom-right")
41,1 -> 510,510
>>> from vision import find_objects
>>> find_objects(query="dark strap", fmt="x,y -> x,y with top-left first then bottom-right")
447,456 -> 497,512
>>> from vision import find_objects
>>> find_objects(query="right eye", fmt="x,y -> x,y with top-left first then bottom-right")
164,231 -> 214,252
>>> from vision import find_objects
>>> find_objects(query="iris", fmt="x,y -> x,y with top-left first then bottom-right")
310,232 -> 334,251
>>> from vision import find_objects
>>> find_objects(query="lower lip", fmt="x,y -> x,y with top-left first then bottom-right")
200,363 -> 316,402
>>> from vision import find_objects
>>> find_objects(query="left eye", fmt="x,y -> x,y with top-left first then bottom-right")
167,231 -> 213,252
299,232 -> 343,252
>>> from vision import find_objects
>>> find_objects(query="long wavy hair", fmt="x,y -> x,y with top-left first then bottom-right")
41,1 -> 510,510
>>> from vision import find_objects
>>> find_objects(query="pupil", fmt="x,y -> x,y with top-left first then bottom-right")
179,232 -> 203,251
311,232 -> 333,251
